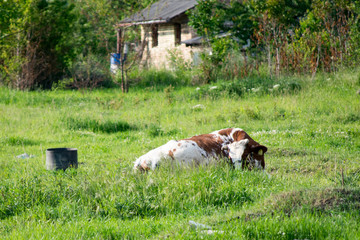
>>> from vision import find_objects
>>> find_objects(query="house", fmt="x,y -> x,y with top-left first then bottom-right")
117,0 -> 202,69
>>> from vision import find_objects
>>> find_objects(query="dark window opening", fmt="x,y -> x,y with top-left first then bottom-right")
152,24 -> 158,47
174,24 -> 181,46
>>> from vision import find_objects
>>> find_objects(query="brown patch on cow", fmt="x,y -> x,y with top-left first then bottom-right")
173,148 -> 176,152
184,134 -> 224,157
168,150 -> 175,160
140,161 -> 150,171
218,128 -> 233,136
215,137 -> 225,144
178,143 -> 181,147
232,129 -> 246,141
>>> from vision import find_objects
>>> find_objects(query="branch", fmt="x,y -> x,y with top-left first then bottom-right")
0,29 -> 24,40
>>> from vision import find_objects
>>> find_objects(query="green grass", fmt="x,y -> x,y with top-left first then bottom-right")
0,69 -> 360,239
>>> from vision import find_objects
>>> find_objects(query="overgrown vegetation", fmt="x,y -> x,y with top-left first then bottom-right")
188,0 -> 360,82
0,69 -> 359,238
0,0 -> 152,90
2,0 -> 360,90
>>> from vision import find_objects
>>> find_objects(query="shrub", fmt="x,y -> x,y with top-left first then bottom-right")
54,54 -> 111,90
129,68 -> 192,90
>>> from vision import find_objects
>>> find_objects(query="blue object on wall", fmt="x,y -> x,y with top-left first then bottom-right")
110,53 -> 121,65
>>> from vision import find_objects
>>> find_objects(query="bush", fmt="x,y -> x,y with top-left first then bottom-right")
128,68 -> 189,90
53,54 -> 112,90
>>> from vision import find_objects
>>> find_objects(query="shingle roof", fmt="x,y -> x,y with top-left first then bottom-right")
120,0 -> 198,25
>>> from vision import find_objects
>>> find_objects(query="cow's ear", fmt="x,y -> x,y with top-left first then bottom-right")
232,130 -> 245,141
252,145 -> 268,155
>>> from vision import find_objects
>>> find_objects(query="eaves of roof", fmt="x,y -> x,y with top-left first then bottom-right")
119,0 -> 198,26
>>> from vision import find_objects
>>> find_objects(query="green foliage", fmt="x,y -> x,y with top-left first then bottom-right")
0,0 -> 152,90
188,0 -> 256,67
188,0 -> 360,80
187,0 -> 225,39
167,48 -> 192,85
264,0 -> 312,26
56,54 -> 111,90
0,0 -> 77,89
129,68 -> 191,90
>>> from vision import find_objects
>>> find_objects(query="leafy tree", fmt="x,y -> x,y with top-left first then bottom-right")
262,0 -> 312,26
189,0 -> 256,44
0,0 -> 76,89
0,0 -> 153,89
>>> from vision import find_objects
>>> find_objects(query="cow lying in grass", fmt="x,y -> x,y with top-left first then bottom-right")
134,128 -> 268,171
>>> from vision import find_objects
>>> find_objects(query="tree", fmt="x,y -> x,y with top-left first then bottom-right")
0,0 -> 76,89
0,0 -> 153,90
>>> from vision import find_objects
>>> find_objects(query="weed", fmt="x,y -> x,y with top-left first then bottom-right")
164,85 -> 174,104
64,117 -> 135,133
244,107 -> 263,120
147,124 -> 164,137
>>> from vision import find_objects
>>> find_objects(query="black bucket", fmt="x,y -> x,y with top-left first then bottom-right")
46,148 -> 78,170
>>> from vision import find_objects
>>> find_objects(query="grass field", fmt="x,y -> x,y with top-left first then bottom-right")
1,70 -> 360,239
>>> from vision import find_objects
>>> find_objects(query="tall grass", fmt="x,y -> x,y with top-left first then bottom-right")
0,69 -> 359,239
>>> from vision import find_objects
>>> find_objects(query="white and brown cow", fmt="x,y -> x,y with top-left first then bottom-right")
133,128 -> 268,171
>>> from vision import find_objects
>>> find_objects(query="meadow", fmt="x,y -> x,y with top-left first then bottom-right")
0,69 -> 360,239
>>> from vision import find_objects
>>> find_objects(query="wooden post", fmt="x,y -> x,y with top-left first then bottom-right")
117,28 -> 125,92
121,60 -> 125,92
117,28 -> 122,54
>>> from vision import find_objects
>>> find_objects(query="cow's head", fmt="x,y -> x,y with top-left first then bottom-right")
244,144 -> 268,170
222,139 -> 268,170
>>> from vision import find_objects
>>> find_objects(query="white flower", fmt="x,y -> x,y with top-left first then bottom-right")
273,84 -> 280,90
192,104 -> 205,109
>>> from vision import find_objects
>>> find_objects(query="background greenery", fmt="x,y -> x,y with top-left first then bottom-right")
1,0 -> 360,89
1,69 -> 359,239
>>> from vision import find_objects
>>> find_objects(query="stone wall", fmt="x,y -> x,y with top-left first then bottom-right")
141,23 -> 201,69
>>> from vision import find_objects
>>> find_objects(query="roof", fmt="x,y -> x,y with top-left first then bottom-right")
119,0 -> 198,26
182,33 -> 248,47
181,36 -> 203,46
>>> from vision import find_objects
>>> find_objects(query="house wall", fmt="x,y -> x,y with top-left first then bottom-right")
141,23 -> 201,69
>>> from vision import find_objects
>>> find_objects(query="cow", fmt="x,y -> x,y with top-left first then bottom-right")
133,128 -> 268,171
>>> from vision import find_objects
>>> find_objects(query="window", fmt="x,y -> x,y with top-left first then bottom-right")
174,24 -> 181,46
151,24 -> 158,47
